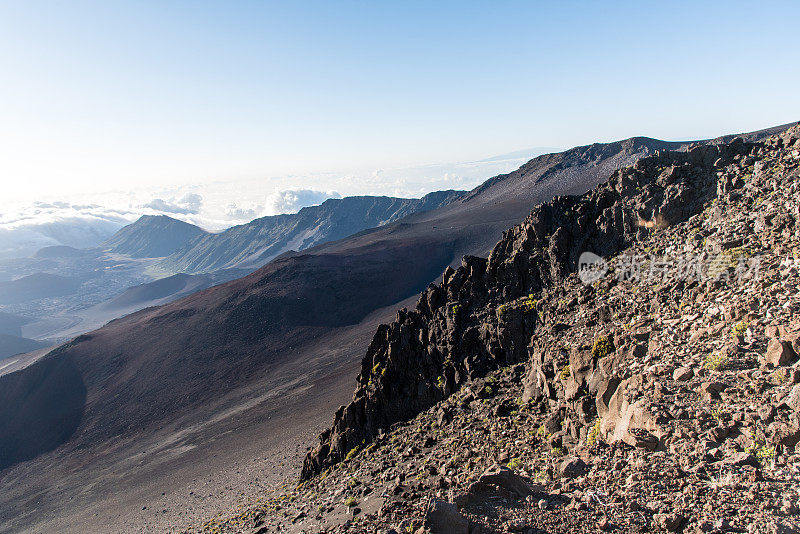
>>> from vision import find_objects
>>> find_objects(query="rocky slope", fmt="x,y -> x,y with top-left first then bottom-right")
199,125 -> 800,533
158,191 -> 464,274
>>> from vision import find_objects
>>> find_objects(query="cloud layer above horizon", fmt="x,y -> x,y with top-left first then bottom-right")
0,148 -> 552,261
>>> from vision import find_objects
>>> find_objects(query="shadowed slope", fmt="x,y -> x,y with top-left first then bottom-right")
0,350 -> 85,471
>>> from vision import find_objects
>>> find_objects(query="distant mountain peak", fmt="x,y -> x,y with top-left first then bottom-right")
157,191 -> 464,274
102,215 -> 208,258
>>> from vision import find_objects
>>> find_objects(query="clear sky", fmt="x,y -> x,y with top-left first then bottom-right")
1,0 -> 799,204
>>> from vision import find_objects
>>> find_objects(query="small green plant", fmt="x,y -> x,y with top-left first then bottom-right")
586,419 -> 601,446
747,441 -> 776,466
704,352 -> 730,371
536,425 -> 548,438
558,364 -> 571,380
708,247 -> 752,279
591,336 -> 614,359
498,293 -> 538,316
711,409 -> 722,424
550,446 -> 566,457
344,496 -> 358,507
771,370 -> 789,384
344,445 -> 361,461
436,375 -> 445,389
482,385 -> 493,396
532,468 -> 548,483
731,321 -> 749,338
506,457 -> 523,470
450,303 -> 462,315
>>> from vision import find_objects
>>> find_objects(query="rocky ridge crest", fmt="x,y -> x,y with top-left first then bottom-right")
199,124 -> 800,533
301,131 -> 775,479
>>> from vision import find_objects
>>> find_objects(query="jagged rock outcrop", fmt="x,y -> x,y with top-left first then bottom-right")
301,133 -> 773,479
203,124 -> 800,534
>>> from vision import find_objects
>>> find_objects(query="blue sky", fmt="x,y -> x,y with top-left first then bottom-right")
1,0 -> 799,204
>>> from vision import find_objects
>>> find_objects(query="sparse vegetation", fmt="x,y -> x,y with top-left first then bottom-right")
498,293 -> 538,316
586,419 -> 601,446
591,335 -> 614,359
194,120 -> 800,534
344,496 -> 358,507
704,352 -> 730,371
558,364 -> 571,380
771,369 -> 788,384
731,320 -> 749,338
344,445 -> 361,461
747,441 -> 776,467
436,375 -> 445,389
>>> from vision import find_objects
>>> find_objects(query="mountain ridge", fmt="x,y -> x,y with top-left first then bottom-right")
101,214 -> 208,258
0,123 -> 795,532
301,131 -> 766,479
210,124 -> 800,533
157,190 -> 465,274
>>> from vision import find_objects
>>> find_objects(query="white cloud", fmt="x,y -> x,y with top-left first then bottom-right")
0,204 -> 133,259
0,147 -> 555,260
264,189 -> 341,216
140,193 -> 203,214
225,203 -> 262,221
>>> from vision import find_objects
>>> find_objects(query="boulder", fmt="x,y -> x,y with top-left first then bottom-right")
598,374 -> 661,447
764,339 -> 797,367
424,499 -> 469,534
786,331 -> 800,355
628,428 -> 659,450
522,358 -> 553,403
770,421 -> 800,449
569,348 -> 595,388
783,384 -> 800,412
559,456 -> 587,478
697,381 -> 726,401
477,466 -> 539,498
654,512 -> 685,532
673,367 -> 694,382
723,452 -> 758,467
